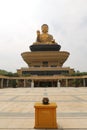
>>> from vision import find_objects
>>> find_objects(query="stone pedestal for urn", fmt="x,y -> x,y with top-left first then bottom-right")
34,102 -> 58,129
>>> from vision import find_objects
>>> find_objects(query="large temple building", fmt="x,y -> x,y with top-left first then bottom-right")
18,24 -> 74,87
0,24 -> 87,88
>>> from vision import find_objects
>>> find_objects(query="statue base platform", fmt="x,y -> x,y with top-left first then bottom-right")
34,102 -> 58,129
30,44 -> 61,51
21,51 -> 69,67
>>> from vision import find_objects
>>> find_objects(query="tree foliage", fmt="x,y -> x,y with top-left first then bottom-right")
71,71 -> 87,76
0,69 -> 18,77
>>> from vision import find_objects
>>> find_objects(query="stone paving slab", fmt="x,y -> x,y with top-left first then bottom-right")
0,87 -> 87,129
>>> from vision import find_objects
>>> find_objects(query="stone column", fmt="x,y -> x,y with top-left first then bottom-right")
1,79 -> 3,88
83,79 -> 86,87
57,80 -> 60,87
16,79 -> 18,87
31,80 -> 34,88
24,79 -> 26,87
6,79 -> 9,87
65,79 -> 68,87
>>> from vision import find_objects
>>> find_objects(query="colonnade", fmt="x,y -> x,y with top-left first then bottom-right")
0,77 -> 87,88
0,78 -> 9,88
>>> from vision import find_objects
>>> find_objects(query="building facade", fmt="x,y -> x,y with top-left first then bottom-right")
1,24 -> 86,88
17,24 -> 75,87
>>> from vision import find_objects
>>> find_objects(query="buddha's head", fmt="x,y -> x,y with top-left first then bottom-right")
41,24 -> 49,33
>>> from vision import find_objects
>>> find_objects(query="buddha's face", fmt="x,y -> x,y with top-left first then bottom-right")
41,24 -> 48,33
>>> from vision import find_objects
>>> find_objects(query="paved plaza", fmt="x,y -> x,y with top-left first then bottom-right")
0,87 -> 87,130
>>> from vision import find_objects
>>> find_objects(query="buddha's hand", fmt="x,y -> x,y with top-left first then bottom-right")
36,30 -> 40,36
52,39 -> 55,43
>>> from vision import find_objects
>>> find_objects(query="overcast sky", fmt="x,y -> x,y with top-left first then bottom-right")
0,0 -> 87,72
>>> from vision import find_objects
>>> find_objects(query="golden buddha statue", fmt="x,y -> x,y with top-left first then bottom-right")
33,24 -> 56,44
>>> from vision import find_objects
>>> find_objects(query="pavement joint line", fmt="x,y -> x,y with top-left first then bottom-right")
0,127 -> 86,130
72,95 -> 86,102
0,117 -> 87,120
44,92 -> 48,96
0,100 -> 87,102
0,112 -> 87,117
9,96 -> 20,101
